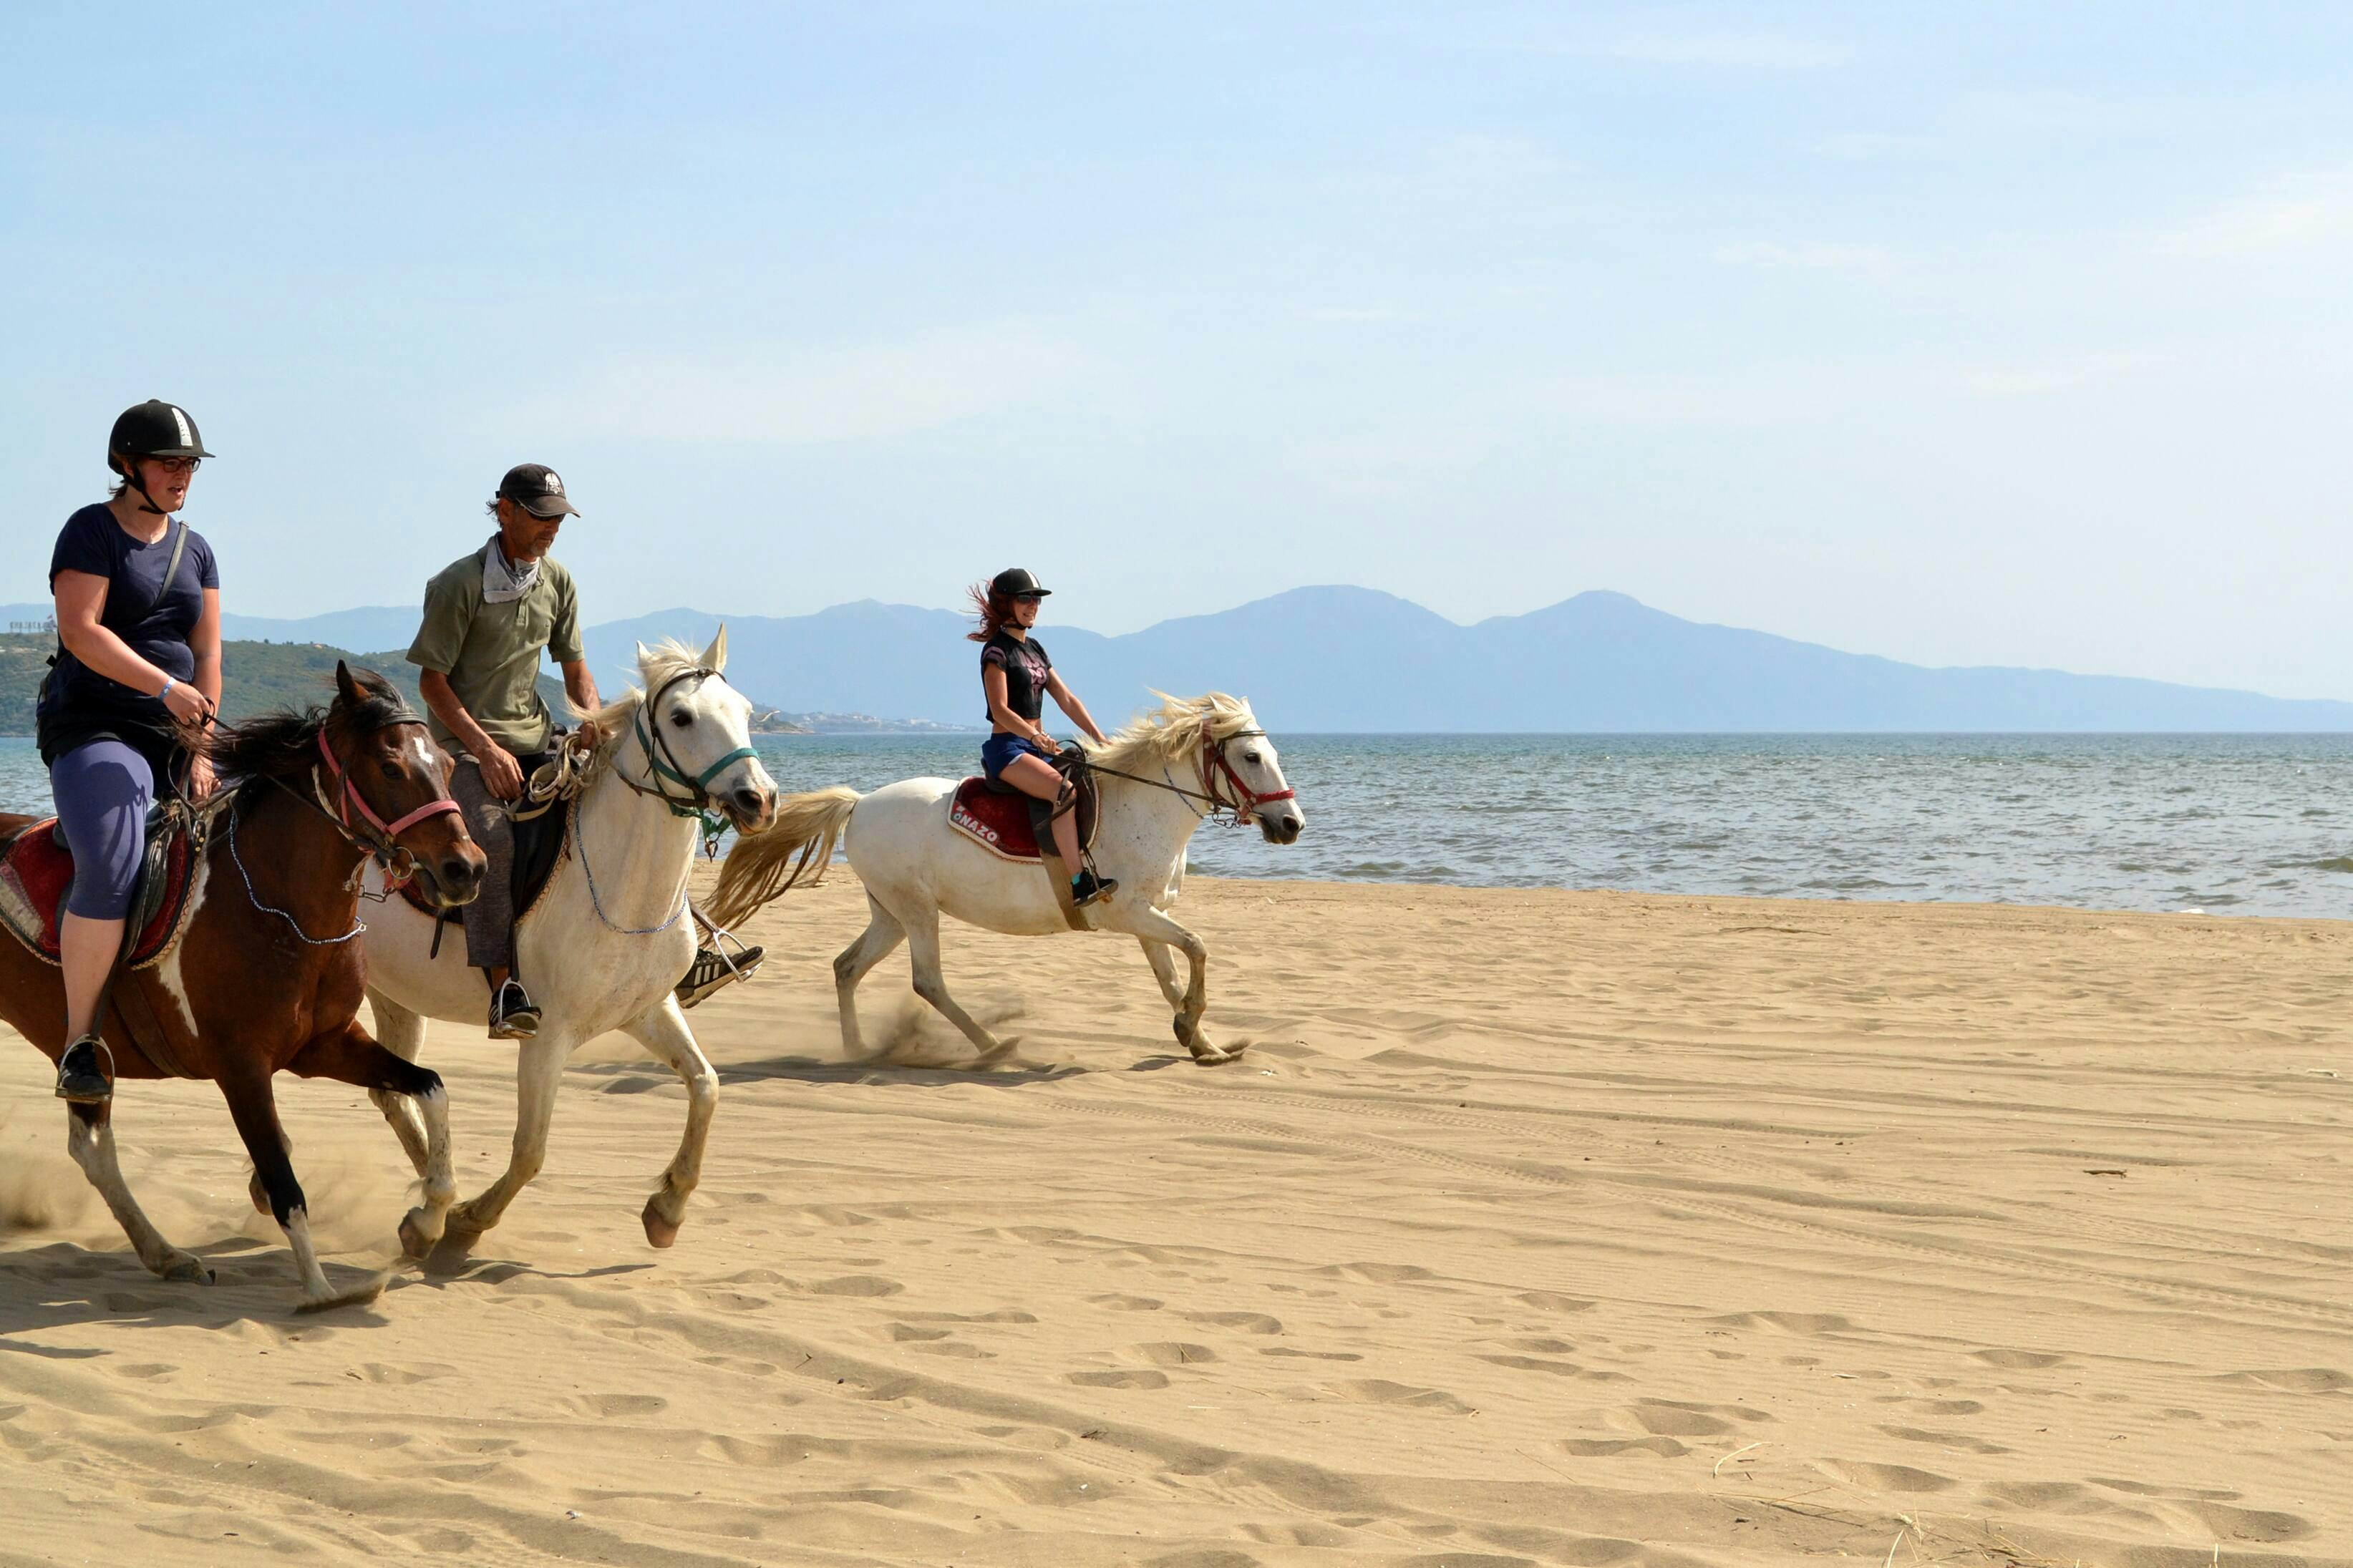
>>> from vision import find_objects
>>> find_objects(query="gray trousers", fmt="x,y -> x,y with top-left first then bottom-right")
448,752 -> 550,972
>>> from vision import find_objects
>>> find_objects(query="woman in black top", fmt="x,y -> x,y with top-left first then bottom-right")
39,401 -> 223,1103
971,567 -> 1116,905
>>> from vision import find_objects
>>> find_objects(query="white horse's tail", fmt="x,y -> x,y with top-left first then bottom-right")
707,786 -> 860,929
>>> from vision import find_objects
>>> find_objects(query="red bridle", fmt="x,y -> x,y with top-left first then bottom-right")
316,729 -> 463,848
1201,731 -> 1296,820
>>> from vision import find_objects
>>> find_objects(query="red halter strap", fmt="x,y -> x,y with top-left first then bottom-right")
1204,731 -> 1295,819
316,729 -> 463,840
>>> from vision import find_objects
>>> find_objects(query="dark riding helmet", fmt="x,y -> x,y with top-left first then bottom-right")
990,568 -> 1050,598
107,399 -> 213,476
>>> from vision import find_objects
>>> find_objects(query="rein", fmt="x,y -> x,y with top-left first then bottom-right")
1070,728 -> 1293,826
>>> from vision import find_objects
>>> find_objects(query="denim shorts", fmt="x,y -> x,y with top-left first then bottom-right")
981,732 -> 1050,781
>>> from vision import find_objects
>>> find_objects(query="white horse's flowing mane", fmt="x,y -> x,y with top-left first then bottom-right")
576,639 -> 712,760
1084,691 -> 1258,775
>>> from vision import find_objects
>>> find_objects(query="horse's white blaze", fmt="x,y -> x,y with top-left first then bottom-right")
360,638 -> 775,1236
153,853 -> 210,1040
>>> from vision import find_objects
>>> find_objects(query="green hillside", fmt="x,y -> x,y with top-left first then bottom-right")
0,634 -> 565,734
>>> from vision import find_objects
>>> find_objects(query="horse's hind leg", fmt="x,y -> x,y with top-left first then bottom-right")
288,1021 -> 457,1260
834,895 -> 906,1059
64,1102 -> 211,1284
902,905 -> 1013,1063
364,986 -> 434,1178
620,998 -> 717,1249
217,1064 -> 382,1311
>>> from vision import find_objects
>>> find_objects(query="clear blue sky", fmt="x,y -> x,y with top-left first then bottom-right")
6,4 -> 2350,693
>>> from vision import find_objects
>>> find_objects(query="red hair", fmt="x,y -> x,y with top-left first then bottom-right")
966,580 -> 1013,643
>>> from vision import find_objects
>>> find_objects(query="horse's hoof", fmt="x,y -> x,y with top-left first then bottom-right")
160,1253 -> 214,1285
1189,1038 -> 1245,1065
1170,1016 -> 1193,1046
296,1272 -> 387,1315
641,1197 -> 681,1250
397,1212 -> 440,1260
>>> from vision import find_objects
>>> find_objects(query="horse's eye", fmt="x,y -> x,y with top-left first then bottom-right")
380,761 -> 402,780
669,711 -> 694,729
1244,751 -> 1261,764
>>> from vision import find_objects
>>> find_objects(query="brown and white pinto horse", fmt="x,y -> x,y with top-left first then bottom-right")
0,663 -> 486,1310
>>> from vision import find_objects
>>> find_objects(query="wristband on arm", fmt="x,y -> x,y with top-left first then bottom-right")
157,676 -> 176,701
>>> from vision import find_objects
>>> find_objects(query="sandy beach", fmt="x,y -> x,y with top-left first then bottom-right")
1,870 -> 2347,1567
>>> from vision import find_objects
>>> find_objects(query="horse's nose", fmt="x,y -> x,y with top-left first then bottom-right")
440,852 -> 485,900
733,783 -> 776,829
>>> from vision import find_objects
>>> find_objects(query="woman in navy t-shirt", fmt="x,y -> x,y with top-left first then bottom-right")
971,566 -> 1117,906
39,401 -> 223,1104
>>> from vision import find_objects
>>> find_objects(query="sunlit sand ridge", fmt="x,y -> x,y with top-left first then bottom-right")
1,869 -> 2345,1565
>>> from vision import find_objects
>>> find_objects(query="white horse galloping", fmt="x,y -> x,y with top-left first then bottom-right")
707,692 -> 1304,1066
361,633 -> 779,1246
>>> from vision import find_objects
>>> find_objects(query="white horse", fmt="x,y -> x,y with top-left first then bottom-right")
707,692 -> 1304,1066
360,633 -> 779,1246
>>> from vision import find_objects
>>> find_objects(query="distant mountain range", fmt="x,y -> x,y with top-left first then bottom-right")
7,588 -> 2350,732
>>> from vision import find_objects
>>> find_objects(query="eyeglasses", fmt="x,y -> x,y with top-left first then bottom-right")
1012,593 -> 1046,603
149,457 -> 200,476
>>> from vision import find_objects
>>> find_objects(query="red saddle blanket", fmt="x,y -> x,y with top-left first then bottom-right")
0,817 -> 197,968
946,777 -> 1099,862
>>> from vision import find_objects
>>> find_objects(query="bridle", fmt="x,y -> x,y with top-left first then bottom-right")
620,666 -> 760,827
1080,723 -> 1296,827
1198,729 -> 1296,822
307,713 -> 463,889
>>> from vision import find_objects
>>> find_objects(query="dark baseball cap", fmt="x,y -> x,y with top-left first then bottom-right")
497,462 -> 581,518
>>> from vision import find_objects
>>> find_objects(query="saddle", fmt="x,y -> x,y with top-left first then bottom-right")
948,763 -> 1100,862
0,804 -> 203,970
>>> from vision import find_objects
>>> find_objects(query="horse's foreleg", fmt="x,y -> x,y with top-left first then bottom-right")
834,896 -> 906,1060
619,998 -> 716,1248
287,1021 -> 455,1261
448,1033 -> 567,1235
64,1101 -> 210,1284
1137,937 -> 1188,1011
364,986 -> 434,1178
1119,906 -> 1236,1064
903,906 -> 1013,1062
218,1064 -> 382,1311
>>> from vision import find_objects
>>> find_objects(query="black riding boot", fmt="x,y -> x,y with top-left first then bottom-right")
54,1035 -> 113,1104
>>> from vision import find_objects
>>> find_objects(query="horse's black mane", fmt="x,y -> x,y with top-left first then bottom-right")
211,666 -> 414,799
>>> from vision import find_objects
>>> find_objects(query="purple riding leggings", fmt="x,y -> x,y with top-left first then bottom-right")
49,739 -> 154,921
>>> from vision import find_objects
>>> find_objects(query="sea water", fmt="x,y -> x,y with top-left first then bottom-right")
9,733 -> 2351,917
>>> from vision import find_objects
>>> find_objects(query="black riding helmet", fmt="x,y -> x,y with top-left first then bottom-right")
107,399 -> 213,515
991,568 -> 1050,599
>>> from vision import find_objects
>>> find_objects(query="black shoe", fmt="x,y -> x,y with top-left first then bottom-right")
488,978 -> 540,1040
54,1036 -> 113,1104
676,943 -> 765,1010
1069,870 -> 1118,907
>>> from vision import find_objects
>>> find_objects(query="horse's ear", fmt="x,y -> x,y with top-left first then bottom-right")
334,659 -> 365,706
634,641 -> 653,673
702,623 -> 727,672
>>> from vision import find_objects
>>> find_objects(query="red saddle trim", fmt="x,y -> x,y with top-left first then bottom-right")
948,778 -> 1046,860
0,818 -> 195,968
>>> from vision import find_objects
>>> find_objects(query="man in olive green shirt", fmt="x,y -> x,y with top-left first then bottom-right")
409,464 -> 765,1039
409,464 -> 601,1037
